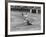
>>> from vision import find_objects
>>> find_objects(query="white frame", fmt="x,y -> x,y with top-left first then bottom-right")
8,2 -> 43,35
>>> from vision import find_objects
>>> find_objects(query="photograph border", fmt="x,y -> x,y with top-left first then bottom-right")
5,1 -> 45,37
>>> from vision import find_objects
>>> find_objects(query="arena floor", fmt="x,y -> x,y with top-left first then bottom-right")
10,11 -> 41,31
